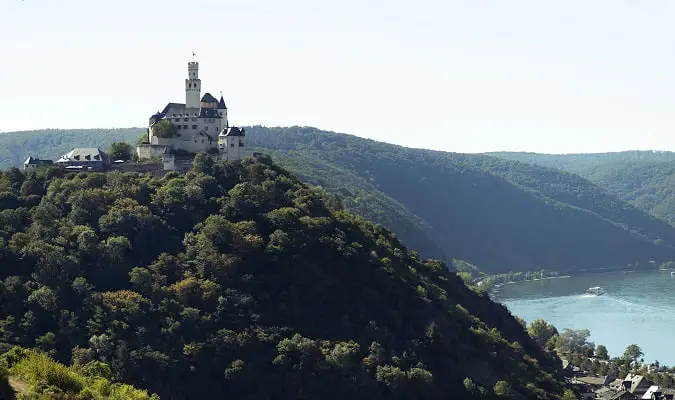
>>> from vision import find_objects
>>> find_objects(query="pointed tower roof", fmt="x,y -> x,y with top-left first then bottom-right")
218,95 -> 227,110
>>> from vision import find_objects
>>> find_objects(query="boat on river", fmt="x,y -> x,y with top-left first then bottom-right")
586,286 -> 605,296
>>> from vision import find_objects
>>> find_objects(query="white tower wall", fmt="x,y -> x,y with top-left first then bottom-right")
219,109 -> 228,131
185,62 -> 201,108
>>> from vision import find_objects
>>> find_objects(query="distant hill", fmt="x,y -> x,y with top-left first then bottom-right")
3,128 -> 675,273
490,151 -> 675,227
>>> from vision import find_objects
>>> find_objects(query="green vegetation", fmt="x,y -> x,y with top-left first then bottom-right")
152,120 -> 175,139
0,156 -> 569,399
4,127 -> 675,273
490,151 -> 675,228
108,142 -> 133,162
1,346 -> 156,399
243,127 -> 675,272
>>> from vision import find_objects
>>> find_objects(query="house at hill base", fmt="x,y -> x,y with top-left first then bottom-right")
137,58 -> 246,165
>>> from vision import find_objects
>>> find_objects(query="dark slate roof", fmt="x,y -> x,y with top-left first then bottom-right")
218,96 -> 227,109
199,108 -> 221,118
160,102 -> 186,116
220,126 -> 245,137
149,112 -> 163,125
200,93 -> 218,103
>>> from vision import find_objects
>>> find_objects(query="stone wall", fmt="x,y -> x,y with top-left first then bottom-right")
110,162 -> 164,173
136,144 -> 168,159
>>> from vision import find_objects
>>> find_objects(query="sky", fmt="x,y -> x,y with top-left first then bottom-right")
2,0 -> 675,154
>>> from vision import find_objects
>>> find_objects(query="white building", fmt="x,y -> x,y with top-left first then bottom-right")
138,59 -> 245,162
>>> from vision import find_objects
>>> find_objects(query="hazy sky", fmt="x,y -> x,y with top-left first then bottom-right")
2,0 -> 675,154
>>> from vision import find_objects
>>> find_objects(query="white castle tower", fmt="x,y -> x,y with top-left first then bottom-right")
185,61 -> 201,108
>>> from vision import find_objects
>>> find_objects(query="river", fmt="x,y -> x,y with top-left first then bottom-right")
495,270 -> 675,365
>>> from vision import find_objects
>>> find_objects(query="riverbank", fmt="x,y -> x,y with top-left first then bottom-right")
478,263 -> 675,295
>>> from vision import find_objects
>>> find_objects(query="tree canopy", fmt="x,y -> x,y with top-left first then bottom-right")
623,344 -> 644,363
108,141 -> 133,161
0,156 -> 569,399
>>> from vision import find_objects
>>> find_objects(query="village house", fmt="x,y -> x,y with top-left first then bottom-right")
584,373 -> 675,400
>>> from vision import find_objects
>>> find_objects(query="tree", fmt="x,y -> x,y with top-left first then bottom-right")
527,319 -> 558,348
108,142 -> 133,162
556,329 -> 593,355
596,344 -> 609,360
494,380 -> 514,398
153,120 -> 176,138
623,344 -> 644,364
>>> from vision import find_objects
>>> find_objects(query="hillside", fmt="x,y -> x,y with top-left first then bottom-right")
0,156 -> 569,399
490,151 -> 675,227
3,128 -> 675,273
245,127 -> 675,272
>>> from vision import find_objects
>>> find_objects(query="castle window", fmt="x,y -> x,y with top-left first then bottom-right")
230,143 -> 234,147
183,125 -> 188,129
239,142 -> 244,147
175,118 -> 179,122
176,125 -> 181,129
192,125 -> 197,129
184,118 -> 188,122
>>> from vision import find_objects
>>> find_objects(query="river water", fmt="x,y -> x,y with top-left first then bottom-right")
495,270 -> 675,365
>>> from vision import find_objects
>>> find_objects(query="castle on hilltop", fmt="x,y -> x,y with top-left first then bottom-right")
137,58 -> 245,164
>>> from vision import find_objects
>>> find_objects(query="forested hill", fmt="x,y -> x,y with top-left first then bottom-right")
245,127 -> 675,272
490,151 -> 675,227
0,156 -> 568,399
3,128 -> 675,273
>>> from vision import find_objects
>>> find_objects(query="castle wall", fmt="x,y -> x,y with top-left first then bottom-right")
136,144 -> 168,159
150,134 -> 214,154
169,116 -> 222,138
110,162 -> 164,173
163,155 -> 195,171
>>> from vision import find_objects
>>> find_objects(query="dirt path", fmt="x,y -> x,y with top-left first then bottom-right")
8,376 -> 28,395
